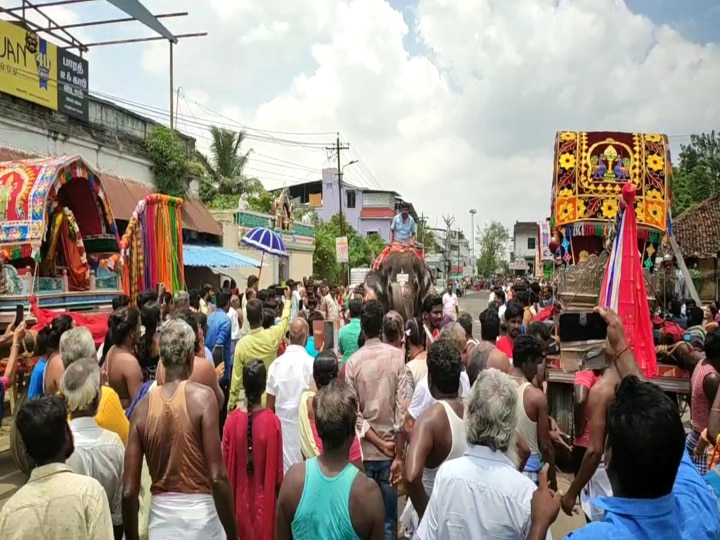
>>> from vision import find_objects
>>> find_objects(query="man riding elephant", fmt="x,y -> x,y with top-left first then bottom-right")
389,202 -> 417,246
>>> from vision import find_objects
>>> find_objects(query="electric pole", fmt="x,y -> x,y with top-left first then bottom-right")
442,214 -> 455,278
326,133 -> 351,284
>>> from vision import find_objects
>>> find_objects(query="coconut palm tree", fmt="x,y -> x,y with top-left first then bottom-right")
197,126 -> 252,195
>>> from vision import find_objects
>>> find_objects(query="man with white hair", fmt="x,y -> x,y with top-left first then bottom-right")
416,368 -> 551,539
122,319 -> 237,540
60,327 -> 129,445
63,357 -> 125,539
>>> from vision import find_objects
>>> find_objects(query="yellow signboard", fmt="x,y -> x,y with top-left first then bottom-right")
0,19 -> 58,110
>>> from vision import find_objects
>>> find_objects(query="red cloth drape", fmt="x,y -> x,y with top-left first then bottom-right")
30,296 -> 108,346
599,183 -> 657,377
373,244 -> 424,271
59,218 -> 90,291
222,408 -> 283,540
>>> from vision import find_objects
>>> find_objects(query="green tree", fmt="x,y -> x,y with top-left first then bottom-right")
312,214 -> 385,282
672,131 -> 720,216
417,220 -> 438,252
145,126 -> 191,198
476,221 -> 510,276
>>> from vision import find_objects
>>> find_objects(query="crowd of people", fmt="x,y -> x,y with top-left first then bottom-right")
0,273 -> 718,539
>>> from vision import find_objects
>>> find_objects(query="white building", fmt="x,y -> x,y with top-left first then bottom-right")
512,221 -> 538,275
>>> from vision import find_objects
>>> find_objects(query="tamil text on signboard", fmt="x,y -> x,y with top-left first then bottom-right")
0,20 -> 89,122
335,236 -> 349,263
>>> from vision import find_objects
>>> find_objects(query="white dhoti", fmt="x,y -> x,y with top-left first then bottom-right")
149,493 -> 226,539
580,462 -> 613,522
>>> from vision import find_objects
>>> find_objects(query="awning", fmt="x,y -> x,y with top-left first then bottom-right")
101,175 -> 223,236
183,244 -> 261,268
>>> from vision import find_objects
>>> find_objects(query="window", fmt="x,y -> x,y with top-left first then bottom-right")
527,237 -> 536,250
346,190 -> 356,209
367,230 -> 379,238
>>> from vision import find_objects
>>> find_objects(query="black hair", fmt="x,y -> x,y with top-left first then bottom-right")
36,326 -> 51,357
222,279 -> 230,290
504,301 -> 524,322
606,376 -> 685,498
427,339 -> 463,395
215,290 -> 231,310
137,301 -> 162,368
313,350 -> 339,388
705,329 -> 720,360
262,309 -> 275,329
246,298 -> 264,327
257,289 -> 269,303
189,290 -> 201,311
422,294 -> 442,314
16,395 -> 68,465
194,311 -> 208,334
307,310 -> 324,324
405,317 -> 426,350
530,282 -> 541,294
457,312 -> 474,340
348,297 -> 363,318
306,296 -> 318,310
512,334 -> 543,368
527,321 -> 551,343
383,313 -> 404,344
137,289 -> 158,310
357,332 -> 366,349
361,300 -> 384,339
112,294 -> 131,311
174,310 -> 201,354
515,290 -> 530,307
109,306 -> 140,347
495,289 -> 506,303
688,306 -> 705,328
247,275 -> 259,289
162,291 -> 173,306
47,314 -> 74,352
669,299 -> 682,317
201,284 -> 213,298
313,380 -> 357,451
243,359 -> 267,475
479,308 -> 501,342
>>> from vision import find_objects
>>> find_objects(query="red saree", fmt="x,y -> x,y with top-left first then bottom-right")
222,408 -> 283,540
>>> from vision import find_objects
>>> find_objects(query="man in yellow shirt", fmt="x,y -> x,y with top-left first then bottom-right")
228,287 -> 291,411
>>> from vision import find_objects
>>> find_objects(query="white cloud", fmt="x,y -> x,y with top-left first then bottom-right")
134,0 -> 720,237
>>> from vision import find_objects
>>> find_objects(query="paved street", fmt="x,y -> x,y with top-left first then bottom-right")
459,290 -> 585,538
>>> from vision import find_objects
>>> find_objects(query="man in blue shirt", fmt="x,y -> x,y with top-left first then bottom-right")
529,307 -> 720,540
389,202 -> 416,245
205,290 -> 232,382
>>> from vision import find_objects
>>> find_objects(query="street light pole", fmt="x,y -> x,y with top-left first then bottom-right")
469,209 -> 477,273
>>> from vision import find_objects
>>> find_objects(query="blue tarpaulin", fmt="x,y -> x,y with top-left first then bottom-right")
183,244 -> 261,268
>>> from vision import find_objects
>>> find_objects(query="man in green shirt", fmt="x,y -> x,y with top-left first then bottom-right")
338,298 -> 363,364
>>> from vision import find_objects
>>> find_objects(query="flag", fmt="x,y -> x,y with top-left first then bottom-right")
599,183 -> 658,377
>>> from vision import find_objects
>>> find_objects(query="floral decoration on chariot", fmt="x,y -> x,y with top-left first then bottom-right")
552,131 -> 668,231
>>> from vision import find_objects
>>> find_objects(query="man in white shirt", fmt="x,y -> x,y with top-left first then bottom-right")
266,318 -> 314,472
228,295 -> 242,356
416,368 -> 551,539
442,284 -> 458,322
62,358 -> 125,538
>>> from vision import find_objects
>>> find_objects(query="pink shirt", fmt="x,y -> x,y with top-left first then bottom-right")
574,370 -> 600,447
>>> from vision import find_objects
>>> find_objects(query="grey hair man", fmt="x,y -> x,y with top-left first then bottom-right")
63,358 -> 126,536
60,327 -> 96,368
267,317 -> 314,473
438,322 -> 467,355
416,369 -> 551,539
173,290 -> 190,312
122,319 -> 236,540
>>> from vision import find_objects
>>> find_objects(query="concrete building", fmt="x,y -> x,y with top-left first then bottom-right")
512,221 -> 538,275
276,168 -> 417,241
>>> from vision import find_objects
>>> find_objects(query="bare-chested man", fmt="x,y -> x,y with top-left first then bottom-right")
276,380 -> 385,540
510,334 -> 557,490
104,306 -> 144,409
561,366 -> 617,521
122,318 -> 236,539
403,339 -> 467,534
472,308 -> 511,373
156,311 -> 224,410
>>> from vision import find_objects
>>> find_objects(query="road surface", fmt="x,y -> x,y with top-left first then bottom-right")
0,291 -> 586,537
459,289 -> 585,538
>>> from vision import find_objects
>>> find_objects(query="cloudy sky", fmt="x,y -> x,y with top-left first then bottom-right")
7,0 -> 720,238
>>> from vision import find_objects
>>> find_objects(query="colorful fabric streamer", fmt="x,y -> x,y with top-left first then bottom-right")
120,194 -> 185,306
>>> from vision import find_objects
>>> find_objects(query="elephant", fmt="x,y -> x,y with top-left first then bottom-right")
363,247 -> 434,322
